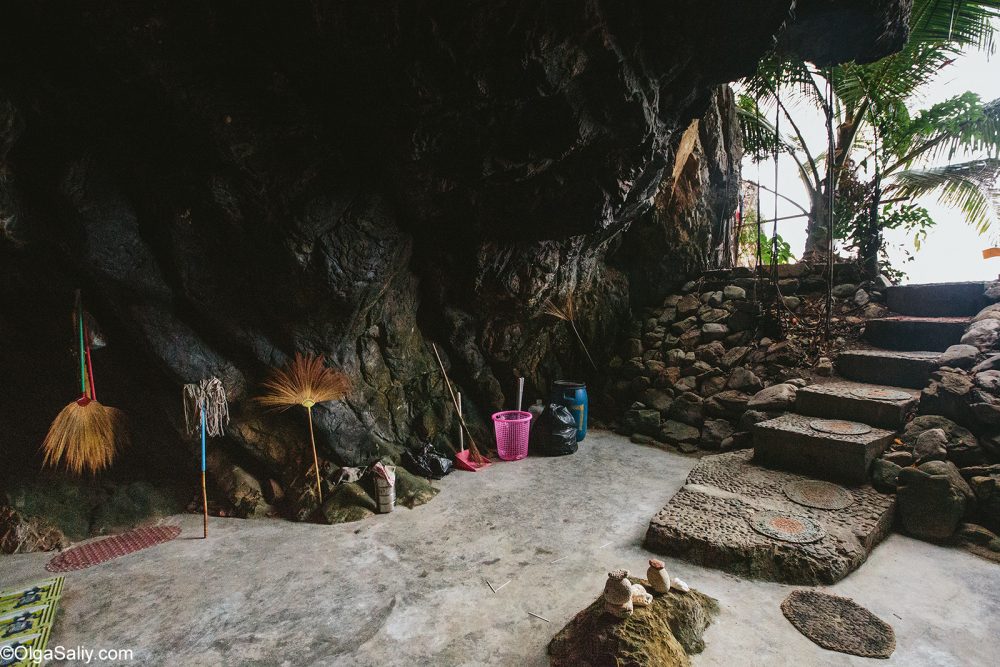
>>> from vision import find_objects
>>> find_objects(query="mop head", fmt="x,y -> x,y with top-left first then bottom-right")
41,396 -> 125,475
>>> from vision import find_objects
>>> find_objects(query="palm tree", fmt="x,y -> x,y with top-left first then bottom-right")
738,0 -> 1000,265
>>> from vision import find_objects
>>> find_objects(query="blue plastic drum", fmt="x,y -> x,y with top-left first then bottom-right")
550,380 -> 588,442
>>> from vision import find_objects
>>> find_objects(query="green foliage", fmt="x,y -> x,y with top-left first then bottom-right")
892,158 -> 1000,234
737,0 -> 1000,259
737,222 -> 794,266
761,231 -> 794,265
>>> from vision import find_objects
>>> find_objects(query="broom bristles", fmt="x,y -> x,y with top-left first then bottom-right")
41,399 -> 125,475
257,352 -> 350,410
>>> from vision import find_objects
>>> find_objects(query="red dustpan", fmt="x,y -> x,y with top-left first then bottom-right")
452,390 -> 491,471
455,448 -> 491,471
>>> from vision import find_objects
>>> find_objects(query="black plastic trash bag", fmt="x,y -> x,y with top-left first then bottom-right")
402,443 -> 454,479
532,403 -> 579,456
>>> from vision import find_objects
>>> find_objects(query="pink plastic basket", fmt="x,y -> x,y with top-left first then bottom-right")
492,410 -> 532,461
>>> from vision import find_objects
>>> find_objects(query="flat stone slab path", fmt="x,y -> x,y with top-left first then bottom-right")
646,450 -> 896,585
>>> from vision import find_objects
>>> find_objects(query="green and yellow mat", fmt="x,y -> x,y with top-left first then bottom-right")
0,578 -> 64,667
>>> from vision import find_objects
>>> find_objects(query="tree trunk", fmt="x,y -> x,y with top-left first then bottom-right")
802,191 -> 831,262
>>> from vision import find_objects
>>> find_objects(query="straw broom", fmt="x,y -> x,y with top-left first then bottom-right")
256,353 -> 349,504
41,292 -> 125,475
542,296 -> 598,370
431,343 -> 489,467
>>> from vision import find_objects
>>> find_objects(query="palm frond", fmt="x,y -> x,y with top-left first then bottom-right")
888,158 -> 1000,234
886,94 -> 1000,170
257,352 -> 350,410
909,0 -> 1000,51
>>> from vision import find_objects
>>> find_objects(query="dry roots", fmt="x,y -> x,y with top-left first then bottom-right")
41,398 -> 125,475
543,296 -> 598,370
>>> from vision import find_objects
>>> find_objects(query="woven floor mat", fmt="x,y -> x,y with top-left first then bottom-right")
46,525 -> 181,573
781,589 -> 895,659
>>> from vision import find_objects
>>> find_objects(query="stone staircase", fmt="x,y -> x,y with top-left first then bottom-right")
837,282 -> 988,388
755,282 -> 987,488
646,282 -> 986,585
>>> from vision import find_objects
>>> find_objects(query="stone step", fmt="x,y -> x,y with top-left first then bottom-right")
885,281 -> 987,317
795,380 -> 919,430
836,349 -> 940,389
645,450 -> 896,585
752,413 -> 895,485
864,316 -> 969,352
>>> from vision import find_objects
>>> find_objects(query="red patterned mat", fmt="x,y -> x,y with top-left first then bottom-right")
46,525 -> 182,572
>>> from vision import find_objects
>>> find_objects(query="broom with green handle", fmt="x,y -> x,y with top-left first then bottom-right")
41,291 -> 124,475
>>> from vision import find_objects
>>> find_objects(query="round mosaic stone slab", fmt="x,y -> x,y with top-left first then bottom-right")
784,480 -> 855,510
849,387 -> 912,402
809,419 -> 872,436
747,510 -> 825,544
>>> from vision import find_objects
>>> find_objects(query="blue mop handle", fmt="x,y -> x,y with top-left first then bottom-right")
200,400 -> 207,473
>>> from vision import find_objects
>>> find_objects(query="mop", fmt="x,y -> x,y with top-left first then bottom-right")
431,344 -> 490,471
183,377 -> 229,538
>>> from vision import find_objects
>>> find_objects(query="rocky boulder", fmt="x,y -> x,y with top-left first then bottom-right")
901,415 -> 986,467
746,383 -> 797,411
871,459 -> 902,494
912,428 -> 948,464
920,369 -> 977,431
700,419 -> 735,450
548,582 -> 719,667
897,461 -> 974,541
969,473 -> 1000,534
961,319 -> 1000,351
938,344 -> 980,370
624,407 -> 662,438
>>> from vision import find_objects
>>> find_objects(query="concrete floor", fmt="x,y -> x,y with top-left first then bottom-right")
2,431 -> 999,666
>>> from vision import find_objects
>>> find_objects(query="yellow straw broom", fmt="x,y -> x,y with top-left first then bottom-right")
41,292 -> 125,475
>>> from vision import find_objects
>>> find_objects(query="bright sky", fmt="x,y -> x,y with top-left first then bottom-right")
748,28 -> 1000,284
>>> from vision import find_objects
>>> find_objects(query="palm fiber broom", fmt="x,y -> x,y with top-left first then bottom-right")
257,353 -> 349,504
41,292 -> 125,475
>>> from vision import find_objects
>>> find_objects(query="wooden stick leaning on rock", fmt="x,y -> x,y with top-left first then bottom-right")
431,343 -> 488,464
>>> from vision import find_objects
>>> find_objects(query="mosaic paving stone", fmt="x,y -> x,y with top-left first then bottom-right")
645,450 -> 896,585
783,480 -> 854,510
747,510 -> 825,543
795,380 -> 918,430
849,387 -> 912,402
808,419 -> 871,436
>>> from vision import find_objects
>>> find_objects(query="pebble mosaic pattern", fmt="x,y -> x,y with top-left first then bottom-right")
645,451 -> 895,584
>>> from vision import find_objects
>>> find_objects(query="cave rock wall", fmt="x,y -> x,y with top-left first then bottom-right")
0,1 -> 910,522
